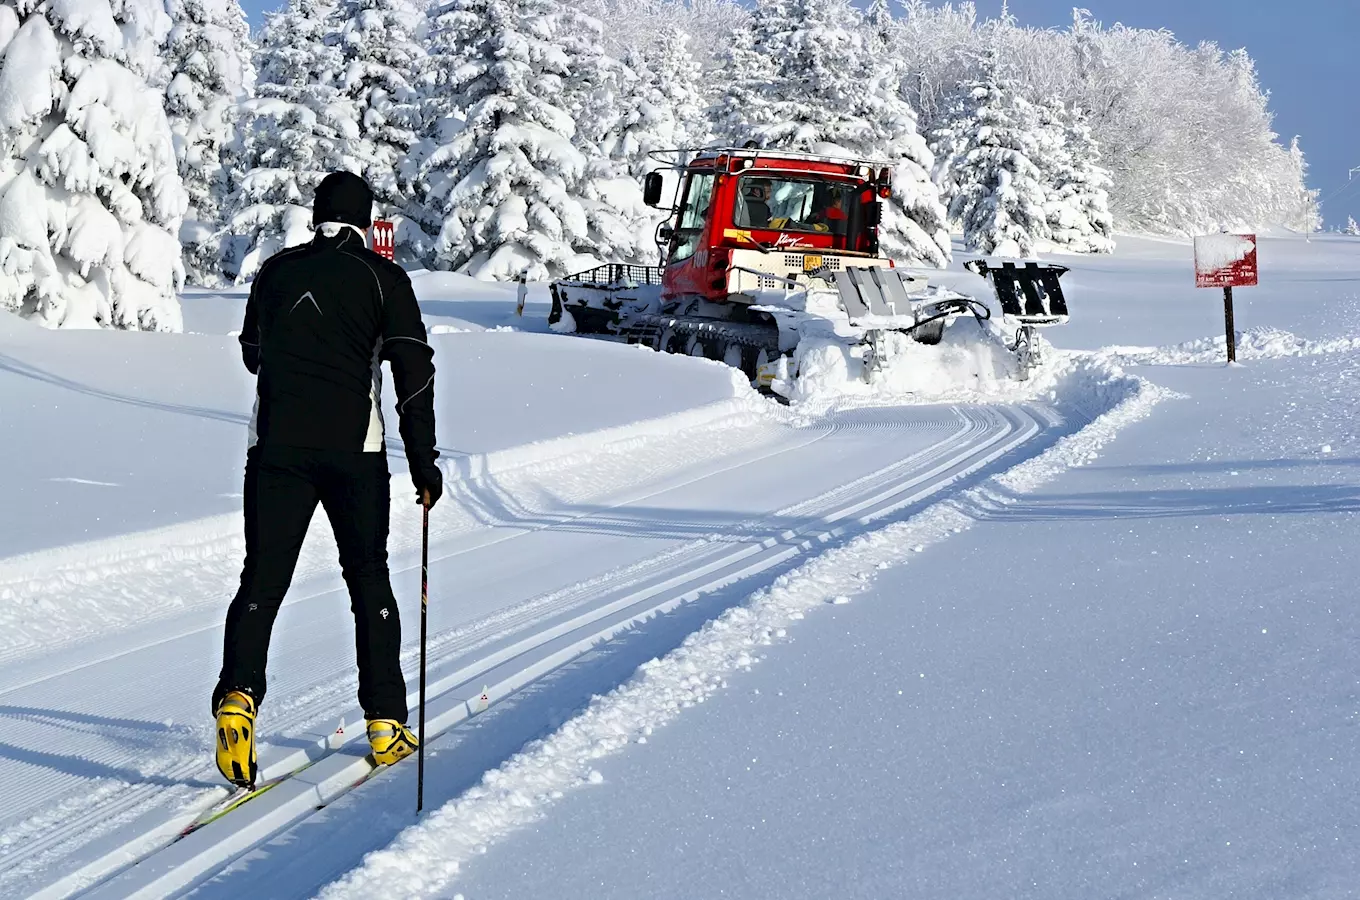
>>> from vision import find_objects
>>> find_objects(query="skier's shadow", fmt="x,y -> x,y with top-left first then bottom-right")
0,705 -> 219,790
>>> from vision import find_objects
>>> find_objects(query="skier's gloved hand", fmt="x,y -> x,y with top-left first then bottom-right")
410,456 -> 443,509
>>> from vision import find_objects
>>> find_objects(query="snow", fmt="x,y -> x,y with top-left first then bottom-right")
5,229 -> 1360,898
1194,232 -> 1257,275
442,348 -> 1360,900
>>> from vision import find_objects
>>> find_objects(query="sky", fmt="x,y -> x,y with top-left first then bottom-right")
236,0 -> 1360,230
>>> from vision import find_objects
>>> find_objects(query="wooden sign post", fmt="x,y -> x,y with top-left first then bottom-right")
1194,233 -> 1258,363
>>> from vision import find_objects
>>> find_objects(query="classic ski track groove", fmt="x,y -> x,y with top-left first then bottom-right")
57,403 -> 1048,900
0,416 -> 840,887
0,415 -> 823,700
0,404 -> 801,669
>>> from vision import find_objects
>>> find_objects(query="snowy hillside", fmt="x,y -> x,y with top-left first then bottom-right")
1,230 -> 1359,897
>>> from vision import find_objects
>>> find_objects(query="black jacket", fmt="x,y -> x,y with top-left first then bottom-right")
239,228 -> 436,469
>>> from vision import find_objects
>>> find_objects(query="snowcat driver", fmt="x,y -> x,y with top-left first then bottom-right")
737,177 -> 773,228
211,171 -> 442,789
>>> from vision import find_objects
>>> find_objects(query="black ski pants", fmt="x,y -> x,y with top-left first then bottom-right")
214,445 -> 408,722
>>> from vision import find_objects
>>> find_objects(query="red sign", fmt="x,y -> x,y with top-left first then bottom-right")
1194,233 -> 1257,288
371,220 -> 395,260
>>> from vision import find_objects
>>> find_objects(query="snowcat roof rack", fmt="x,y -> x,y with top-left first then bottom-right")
646,146 -> 895,173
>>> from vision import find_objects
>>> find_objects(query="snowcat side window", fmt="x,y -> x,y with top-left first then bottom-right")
670,172 -> 714,263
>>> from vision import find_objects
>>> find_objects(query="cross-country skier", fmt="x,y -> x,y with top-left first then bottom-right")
212,172 -> 442,788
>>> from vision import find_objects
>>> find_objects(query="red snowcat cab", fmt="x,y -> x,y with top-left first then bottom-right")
549,147 -> 1070,389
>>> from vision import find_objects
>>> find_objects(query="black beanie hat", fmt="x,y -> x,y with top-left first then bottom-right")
313,171 -> 374,229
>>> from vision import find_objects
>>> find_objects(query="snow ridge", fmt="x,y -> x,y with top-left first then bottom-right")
0,388 -> 768,662
1103,326 -> 1360,367
317,353 -> 1167,900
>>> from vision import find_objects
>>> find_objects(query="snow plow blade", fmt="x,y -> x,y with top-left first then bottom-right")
548,264 -> 664,335
835,266 -> 989,345
963,259 -> 1073,379
963,259 -> 1070,326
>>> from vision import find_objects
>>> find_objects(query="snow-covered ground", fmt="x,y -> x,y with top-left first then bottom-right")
2,233 -> 1359,898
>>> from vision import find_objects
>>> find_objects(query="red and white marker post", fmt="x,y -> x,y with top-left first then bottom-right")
370,219 -> 396,261
1194,233 -> 1258,363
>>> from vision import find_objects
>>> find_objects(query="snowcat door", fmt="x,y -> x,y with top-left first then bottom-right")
663,170 -> 720,301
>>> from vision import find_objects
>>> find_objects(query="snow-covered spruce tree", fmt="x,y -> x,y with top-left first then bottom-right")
645,28 -> 709,154
596,49 -> 676,178
721,0 -> 950,267
325,0 -> 433,262
946,57 -> 1051,257
1346,217 -> 1360,237
865,0 -> 895,50
0,0 -> 187,329
588,28 -> 708,176
1285,136 -> 1320,234
712,1 -> 794,145
1044,104 -> 1114,253
165,0 -> 256,287
557,10 -> 648,266
222,0 -> 361,281
745,0 -> 870,149
927,93 -> 971,215
420,0 -> 628,280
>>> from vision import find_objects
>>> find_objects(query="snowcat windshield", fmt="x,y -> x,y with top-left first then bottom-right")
734,175 -> 874,252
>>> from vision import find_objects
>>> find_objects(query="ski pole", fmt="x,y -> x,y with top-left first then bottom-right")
417,496 -> 429,814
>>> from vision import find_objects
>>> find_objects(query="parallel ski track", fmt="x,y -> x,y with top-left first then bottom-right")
61,403 -> 1051,900
0,414 -> 836,895
2,403 -> 1048,899
0,400 -> 793,669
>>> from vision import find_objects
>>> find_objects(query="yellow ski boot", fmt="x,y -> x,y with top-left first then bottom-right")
214,690 -> 258,788
367,719 -> 419,766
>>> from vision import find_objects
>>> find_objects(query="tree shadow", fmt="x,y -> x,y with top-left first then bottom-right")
0,352 -> 249,426
0,706 -> 220,790
968,481 -> 1360,523
0,740 -> 219,790
1095,458 -> 1360,477
0,705 -> 190,735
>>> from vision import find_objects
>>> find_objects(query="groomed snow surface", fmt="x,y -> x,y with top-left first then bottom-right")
2,233 -> 1359,898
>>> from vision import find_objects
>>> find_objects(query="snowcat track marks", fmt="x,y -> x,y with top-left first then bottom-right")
74,405 -> 1054,900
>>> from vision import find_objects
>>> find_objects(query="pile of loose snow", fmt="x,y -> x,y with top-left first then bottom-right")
1104,326 -> 1360,367
786,318 -> 1032,409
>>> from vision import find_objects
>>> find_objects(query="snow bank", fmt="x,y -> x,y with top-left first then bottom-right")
318,353 -> 1167,900
1104,326 -> 1360,367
